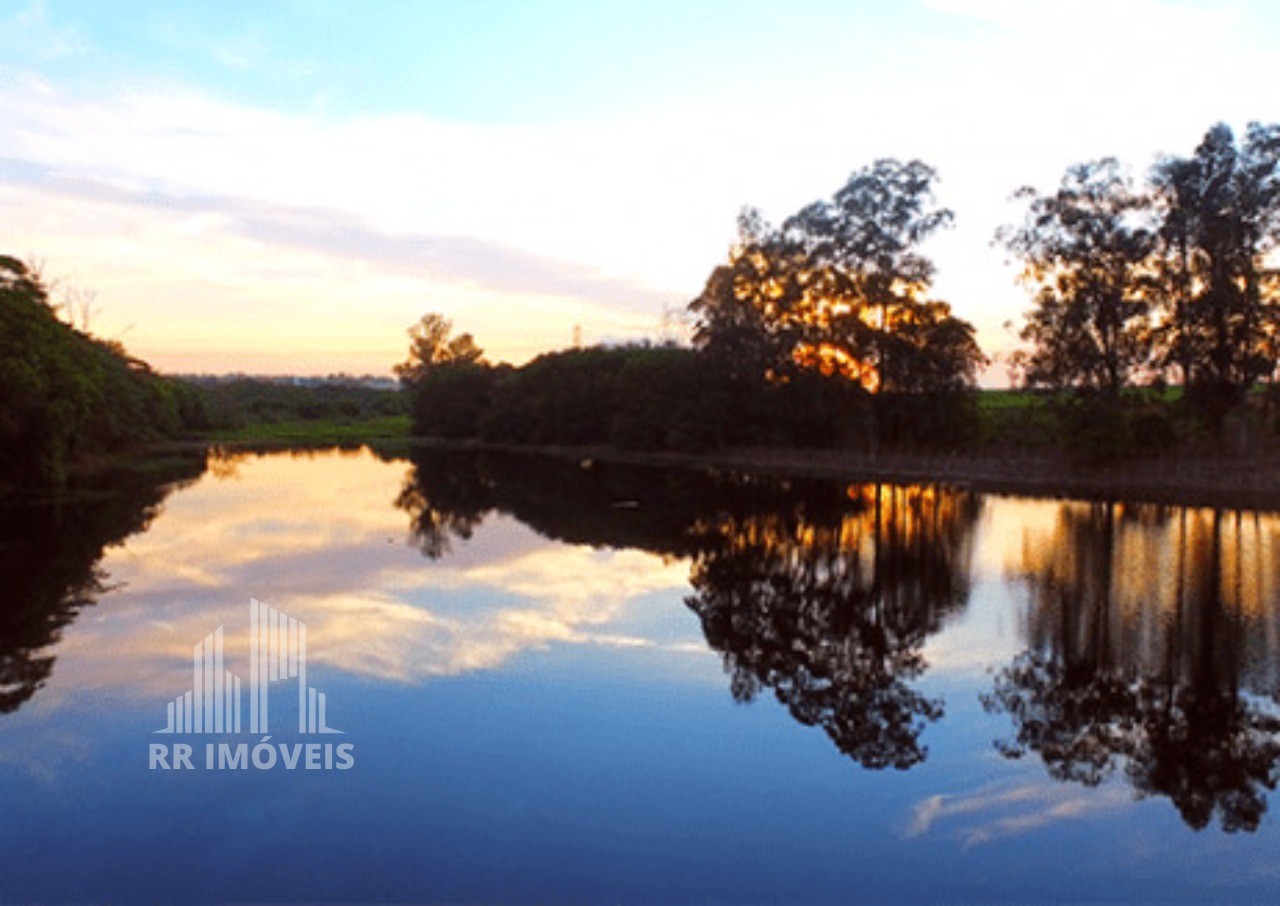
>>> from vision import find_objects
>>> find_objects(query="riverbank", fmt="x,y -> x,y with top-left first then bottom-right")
380,436 -> 1280,511
22,421 -> 1277,512
0,445 -> 210,504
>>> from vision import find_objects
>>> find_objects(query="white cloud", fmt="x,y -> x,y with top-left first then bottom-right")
35,450 -> 698,700
2,1 -> 1278,373
906,780 -> 1131,847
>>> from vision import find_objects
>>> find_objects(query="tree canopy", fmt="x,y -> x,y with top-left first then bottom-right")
691,159 -> 985,396
1001,121 -> 1280,434
393,313 -> 486,386
0,256 -> 206,488
1001,158 -> 1157,395
1150,122 -> 1280,419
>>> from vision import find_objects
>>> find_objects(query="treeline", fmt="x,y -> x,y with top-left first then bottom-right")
999,121 -> 1280,454
0,257 -> 206,488
402,122 -> 1280,459
192,377 -> 404,430
401,159 -> 985,452
0,252 -> 409,488
405,339 -> 887,450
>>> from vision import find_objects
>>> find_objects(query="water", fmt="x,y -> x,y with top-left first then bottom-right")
2,446 -> 1279,902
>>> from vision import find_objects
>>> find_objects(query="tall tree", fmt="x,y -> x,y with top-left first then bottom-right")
1151,122 -> 1280,421
785,159 -> 962,391
1000,158 -> 1157,395
690,160 -> 983,395
396,313 -> 491,438
394,313 -> 485,385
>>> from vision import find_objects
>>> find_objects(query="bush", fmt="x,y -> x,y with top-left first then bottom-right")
1048,395 -> 1134,461
194,378 -> 405,429
410,364 -> 496,438
418,342 -> 881,455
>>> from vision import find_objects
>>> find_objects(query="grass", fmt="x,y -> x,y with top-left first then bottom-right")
203,414 -> 411,444
976,388 -> 1040,412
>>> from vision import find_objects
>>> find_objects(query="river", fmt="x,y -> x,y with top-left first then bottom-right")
2,445 -> 1278,902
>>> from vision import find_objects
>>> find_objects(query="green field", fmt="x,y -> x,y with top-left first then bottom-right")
203,414 -> 411,444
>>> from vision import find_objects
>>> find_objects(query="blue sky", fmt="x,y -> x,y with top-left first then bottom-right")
3,0 -> 1279,376
16,2 -> 936,120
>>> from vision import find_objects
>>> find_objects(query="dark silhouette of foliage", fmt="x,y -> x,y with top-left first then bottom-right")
996,125 -> 1280,451
0,453 -> 206,713
410,363 -> 498,439
685,484 -> 983,770
394,313 -> 485,385
394,451 -> 493,559
398,163 -> 988,455
447,343 -> 870,451
480,346 -> 637,446
1150,123 -> 1280,428
0,256 -> 207,488
689,208 -> 812,384
692,160 -> 984,396
689,160 -> 984,448
1001,159 -> 1158,396
394,313 -> 492,438
393,449 -> 984,771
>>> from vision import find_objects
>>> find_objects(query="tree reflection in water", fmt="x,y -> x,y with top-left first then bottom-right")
394,450 -> 491,560
686,485 -> 982,770
987,502 -> 1280,832
0,454 -> 206,715
393,449 -> 1280,796
395,448 -> 984,772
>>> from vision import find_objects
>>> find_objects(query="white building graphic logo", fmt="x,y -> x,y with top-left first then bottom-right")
157,598 -> 340,735
150,598 -> 353,772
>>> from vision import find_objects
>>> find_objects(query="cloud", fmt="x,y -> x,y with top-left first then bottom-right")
3,1 -> 1278,374
38,450 -> 697,701
0,156 -> 675,315
0,75 -> 721,368
906,781 -> 1130,848
0,73 -> 740,282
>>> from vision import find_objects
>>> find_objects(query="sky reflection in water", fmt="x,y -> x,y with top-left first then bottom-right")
2,447 -> 1280,902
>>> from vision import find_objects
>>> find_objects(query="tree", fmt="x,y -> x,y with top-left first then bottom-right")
1150,123 -> 1280,424
1000,158 -> 1157,396
396,313 -> 491,438
783,158 -> 971,393
688,160 -> 984,444
394,313 -> 485,386
688,208 -> 810,383
1,254 -> 205,487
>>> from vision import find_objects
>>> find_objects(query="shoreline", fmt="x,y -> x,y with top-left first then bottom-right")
14,433 -> 1280,512
369,436 -> 1280,512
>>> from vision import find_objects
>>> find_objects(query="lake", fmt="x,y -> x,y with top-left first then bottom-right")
2,445 -> 1279,903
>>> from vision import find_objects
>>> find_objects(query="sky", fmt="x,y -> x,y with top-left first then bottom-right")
2,0 -> 1279,380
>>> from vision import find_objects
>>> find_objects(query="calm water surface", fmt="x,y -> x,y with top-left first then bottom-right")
2,446 -> 1280,902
